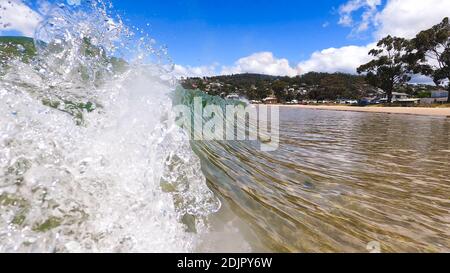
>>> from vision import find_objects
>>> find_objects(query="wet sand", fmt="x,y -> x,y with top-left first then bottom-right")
280,105 -> 450,117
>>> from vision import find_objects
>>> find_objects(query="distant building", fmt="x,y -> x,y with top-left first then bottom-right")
431,90 -> 449,99
263,97 -> 278,104
226,93 -> 241,101
345,100 -> 359,105
298,89 -> 308,95
397,98 -> 421,106
337,99 -> 358,105
420,90 -> 448,104
380,92 -> 410,103
392,92 -> 409,101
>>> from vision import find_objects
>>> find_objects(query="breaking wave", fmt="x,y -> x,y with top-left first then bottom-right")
0,0 -> 225,252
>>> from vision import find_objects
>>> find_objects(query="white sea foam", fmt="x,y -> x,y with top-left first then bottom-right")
0,0 -> 221,253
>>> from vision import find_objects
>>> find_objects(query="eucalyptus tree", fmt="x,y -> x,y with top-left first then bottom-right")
409,17 -> 450,102
357,36 -> 412,103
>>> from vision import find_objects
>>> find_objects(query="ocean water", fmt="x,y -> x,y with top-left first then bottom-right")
1,0 -> 450,253
199,108 -> 450,252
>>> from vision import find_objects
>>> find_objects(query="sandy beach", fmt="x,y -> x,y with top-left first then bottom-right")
280,105 -> 450,117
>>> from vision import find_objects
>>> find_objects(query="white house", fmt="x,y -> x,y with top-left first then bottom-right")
263,97 -> 278,104
431,90 -> 449,99
421,90 -> 449,104
226,93 -> 240,101
380,92 -> 409,103
392,92 -> 409,101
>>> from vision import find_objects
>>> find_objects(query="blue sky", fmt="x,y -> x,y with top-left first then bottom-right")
1,0 -> 450,77
110,0 -> 370,67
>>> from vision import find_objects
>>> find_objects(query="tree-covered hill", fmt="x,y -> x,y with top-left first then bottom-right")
0,36 -> 127,72
181,72 -> 377,102
0,36 -> 37,63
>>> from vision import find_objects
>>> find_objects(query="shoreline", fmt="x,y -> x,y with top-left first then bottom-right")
278,105 -> 450,117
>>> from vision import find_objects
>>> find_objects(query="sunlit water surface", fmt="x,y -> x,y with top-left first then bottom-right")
199,108 -> 450,253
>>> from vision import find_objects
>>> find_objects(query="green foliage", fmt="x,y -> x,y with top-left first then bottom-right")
357,36 -> 412,103
315,73 -> 368,100
181,73 -> 277,99
0,36 -> 36,65
182,72 -> 369,101
409,17 -> 450,102
417,91 -> 432,98
271,80 -> 287,101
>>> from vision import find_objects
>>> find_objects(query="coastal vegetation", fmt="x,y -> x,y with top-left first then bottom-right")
182,72 -> 442,104
181,72 -> 376,102
357,17 -> 450,103
0,36 -> 37,66
357,36 -> 412,103
183,17 -> 449,104
408,17 -> 450,103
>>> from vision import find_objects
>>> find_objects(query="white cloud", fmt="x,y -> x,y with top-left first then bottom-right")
198,0 -> 449,78
0,0 -> 42,36
221,52 -> 300,77
172,64 -> 218,78
338,0 -> 450,38
173,0 -> 450,80
410,74 -> 434,85
338,0 -> 382,34
297,0 -> 450,77
374,0 -> 450,39
175,0 -> 449,82
298,44 -> 375,74
173,52 -> 302,78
